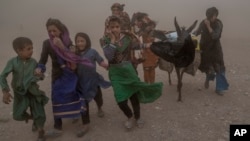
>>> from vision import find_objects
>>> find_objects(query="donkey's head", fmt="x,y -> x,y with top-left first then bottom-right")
174,17 -> 197,44
150,17 -> 197,67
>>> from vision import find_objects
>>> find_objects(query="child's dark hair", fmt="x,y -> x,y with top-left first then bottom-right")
135,12 -> 148,21
107,15 -> 121,25
75,32 -> 91,49
206,7 -> 219,19
12,37 -> 32,53
46,18 -> 73,46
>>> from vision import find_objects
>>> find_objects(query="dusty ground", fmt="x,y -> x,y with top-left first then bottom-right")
0,37 -> 250,141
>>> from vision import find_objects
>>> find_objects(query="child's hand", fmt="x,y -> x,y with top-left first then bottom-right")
106,30 -> 115,43
103,64 -> 109,69
69,63 -> 77,70
34,68 -> 45,79
204,19 -> 210,27
34,68 -> 42,75
2,91 -> 13,104
100,61 -> 109,70
53,37 -> 65,49
35,73 -> 45,80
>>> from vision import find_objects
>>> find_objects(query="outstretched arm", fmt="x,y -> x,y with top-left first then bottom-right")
99,61 -> 109,70
0,60 -> 13,104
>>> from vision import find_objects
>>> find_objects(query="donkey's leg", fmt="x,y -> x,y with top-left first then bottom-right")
175,68 -> 182,102
168,71 -> 172,85
179,70 -> 185,101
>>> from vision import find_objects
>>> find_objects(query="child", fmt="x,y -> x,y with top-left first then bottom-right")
104,3 -> 131,34
101,16 -> 163,130
35,18 -> 92,136
194,7 -> 229,95
132,12 -> 159,83
75,32 -> 111,137
0,37 -> 49,141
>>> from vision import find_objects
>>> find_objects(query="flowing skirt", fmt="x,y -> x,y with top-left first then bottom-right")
77,71 -> 111,102
52,68 -> 85,118
109,61 -> 163,103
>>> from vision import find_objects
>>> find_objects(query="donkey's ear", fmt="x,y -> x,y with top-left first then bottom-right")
174,17 -> 181,37
187,20 -> 198,33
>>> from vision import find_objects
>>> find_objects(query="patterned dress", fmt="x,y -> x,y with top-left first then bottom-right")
101,34 -> 163,103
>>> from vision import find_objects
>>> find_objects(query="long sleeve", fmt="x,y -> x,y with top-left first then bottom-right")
93,50 -> 104,64
0,59 -> 13,92
102,43 -> 117,62
210,20 -> 223,40
38,40 -> 50,65
101,35 -> 132,63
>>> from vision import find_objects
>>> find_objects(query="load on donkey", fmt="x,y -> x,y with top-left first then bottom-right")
149,17 -> 201,101
157,29 -> 201,86
130,11 -> 201,101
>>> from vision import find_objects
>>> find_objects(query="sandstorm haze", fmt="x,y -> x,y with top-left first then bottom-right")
1,1 -> 250,141
0,0 -> 249,61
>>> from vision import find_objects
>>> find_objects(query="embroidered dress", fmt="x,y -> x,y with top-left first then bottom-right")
102,34 -> 162,103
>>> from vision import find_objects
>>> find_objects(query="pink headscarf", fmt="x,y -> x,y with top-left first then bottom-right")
49,30 -> 93,67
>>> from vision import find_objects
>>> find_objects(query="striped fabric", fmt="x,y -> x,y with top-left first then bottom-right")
52,68 -> 85,118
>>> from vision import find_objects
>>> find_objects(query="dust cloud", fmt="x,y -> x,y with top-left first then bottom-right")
0,0 -> 249,63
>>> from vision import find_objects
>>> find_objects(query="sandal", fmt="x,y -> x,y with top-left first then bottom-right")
76,125 -> 89,137
136,119 -> 144,128
124,118 -> 135,129
32,123 -> 38,132
97,109 -> 104,118
44,129 -> 62,138
72,118 -> 79,124
37,130 -> 46,141
216,90 -> 225,96
37,137 -> 46,141
0,117 -> 9,123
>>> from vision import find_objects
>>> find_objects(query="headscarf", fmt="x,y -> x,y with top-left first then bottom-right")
47,19 -> 93,67
111,3 -> 125,11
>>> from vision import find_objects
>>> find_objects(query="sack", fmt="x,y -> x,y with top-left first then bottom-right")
158,58 -> 174,73
184,50 -> 201,76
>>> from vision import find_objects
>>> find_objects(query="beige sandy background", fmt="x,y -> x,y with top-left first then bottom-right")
0,0 -> 250,141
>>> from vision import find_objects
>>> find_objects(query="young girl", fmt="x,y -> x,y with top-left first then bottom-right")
132,12 -> 159,84
0,37 -> 49,141
35,18 -> 92,136
101,16 -> 163,130
74,32 -> 111,137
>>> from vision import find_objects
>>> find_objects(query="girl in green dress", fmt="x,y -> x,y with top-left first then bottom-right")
101,16 -> 163,130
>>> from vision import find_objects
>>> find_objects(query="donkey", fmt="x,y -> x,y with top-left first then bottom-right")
150,17 -> 198,101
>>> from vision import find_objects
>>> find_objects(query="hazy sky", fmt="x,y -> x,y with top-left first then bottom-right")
0,0 -> 249,59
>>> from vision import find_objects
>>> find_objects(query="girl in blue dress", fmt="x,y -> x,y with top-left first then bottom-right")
75,32 -> 111,137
